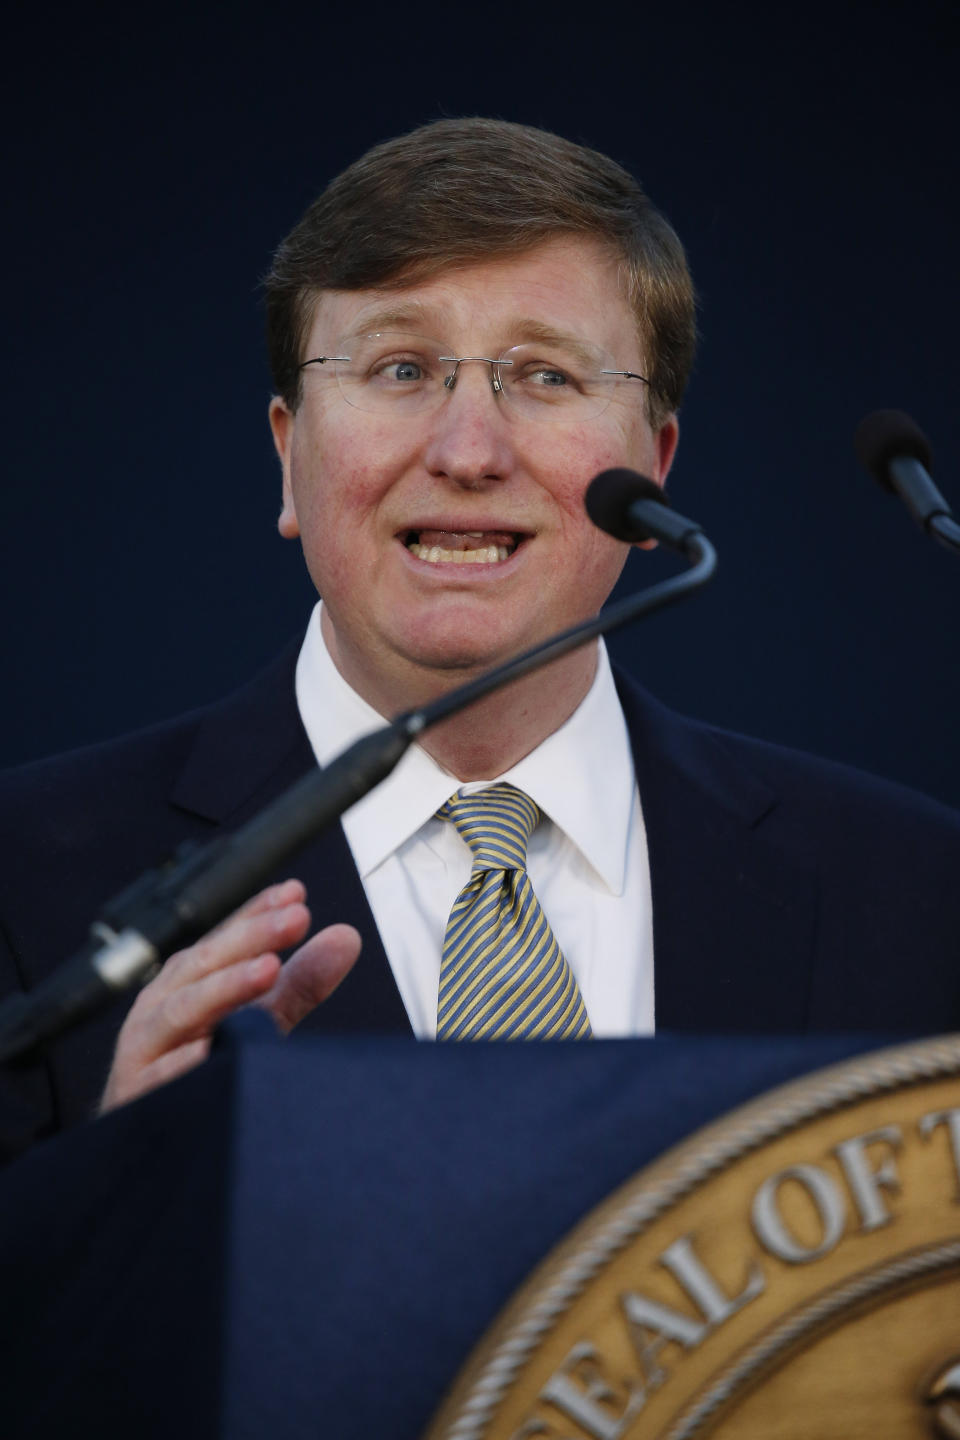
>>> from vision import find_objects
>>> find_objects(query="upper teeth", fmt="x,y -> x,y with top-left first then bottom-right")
409,544 -> 510,564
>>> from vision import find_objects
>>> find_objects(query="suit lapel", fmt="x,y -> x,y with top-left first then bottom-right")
615,672 -> 818,1033
168,642 -> 411,1035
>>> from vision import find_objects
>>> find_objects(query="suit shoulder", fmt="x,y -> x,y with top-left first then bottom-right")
705,723 -> 960,837
0,707 -> 209,844
0,639 -> 303,845
613,667 -> 960,845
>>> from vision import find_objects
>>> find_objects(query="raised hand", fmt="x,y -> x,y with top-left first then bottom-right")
100,879 -> 361,1112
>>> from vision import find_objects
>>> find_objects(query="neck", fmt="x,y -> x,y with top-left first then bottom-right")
414,650 -> 598,779
324,619 -> 599,780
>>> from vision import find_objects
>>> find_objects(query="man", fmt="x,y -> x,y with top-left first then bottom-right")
2,119 -> 959,1156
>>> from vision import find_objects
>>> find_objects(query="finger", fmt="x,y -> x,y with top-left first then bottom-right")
101,885 -> 316,1115
101,1038 -> 211,1114
211,878 -> 306,932
134,950 -> 283,1061
103,952 -> 282,1111
157,901 -> 311,992
260,924 -> 362,1034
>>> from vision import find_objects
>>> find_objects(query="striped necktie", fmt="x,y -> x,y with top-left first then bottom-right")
435,784 -> 592,1041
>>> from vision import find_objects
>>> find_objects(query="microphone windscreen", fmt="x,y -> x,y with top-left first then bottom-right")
585,469 -> 666,541
854,410 -> 933,490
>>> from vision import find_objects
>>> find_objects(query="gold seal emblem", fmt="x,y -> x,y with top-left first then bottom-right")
425,1036 -> 960,1439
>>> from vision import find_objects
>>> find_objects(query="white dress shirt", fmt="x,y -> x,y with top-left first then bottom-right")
295,603 -> 655,1037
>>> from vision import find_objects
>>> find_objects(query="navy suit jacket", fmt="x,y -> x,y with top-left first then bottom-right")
1,640 -> 959,1158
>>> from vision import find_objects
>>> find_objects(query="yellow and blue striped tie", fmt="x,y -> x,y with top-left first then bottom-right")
436,784 -> 592,1041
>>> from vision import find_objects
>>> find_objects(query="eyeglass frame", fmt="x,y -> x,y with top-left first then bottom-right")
297,333 -> 651,419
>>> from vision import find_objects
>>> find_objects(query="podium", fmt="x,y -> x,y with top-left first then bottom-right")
0,1022 -> 909,1438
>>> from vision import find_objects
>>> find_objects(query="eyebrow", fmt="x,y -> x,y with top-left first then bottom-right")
346,301 -> 437,334
342,308 -> 608,366
508,320 -> 605,368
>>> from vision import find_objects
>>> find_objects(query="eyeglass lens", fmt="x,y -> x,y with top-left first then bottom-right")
309,332 -> 643,422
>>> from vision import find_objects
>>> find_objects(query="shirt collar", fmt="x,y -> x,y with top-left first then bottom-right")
295,602 -> 635,894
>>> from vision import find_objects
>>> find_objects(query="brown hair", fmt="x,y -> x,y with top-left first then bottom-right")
264,118 -> 696,428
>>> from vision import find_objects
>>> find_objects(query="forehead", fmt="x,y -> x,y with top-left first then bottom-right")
304,236 -> 643,360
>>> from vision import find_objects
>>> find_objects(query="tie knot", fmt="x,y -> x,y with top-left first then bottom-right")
438,783 -> 540,872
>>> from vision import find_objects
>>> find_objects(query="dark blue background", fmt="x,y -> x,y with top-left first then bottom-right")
2,1 -> 958,806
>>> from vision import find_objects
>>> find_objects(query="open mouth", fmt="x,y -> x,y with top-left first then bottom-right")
403,529 -> 527,565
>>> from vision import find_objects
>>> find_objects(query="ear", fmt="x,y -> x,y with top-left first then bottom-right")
269,396 -> 300,539
653,414 -> 680,488
634,415 -> 680,550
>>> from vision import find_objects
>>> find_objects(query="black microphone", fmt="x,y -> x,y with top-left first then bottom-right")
586,469 -> 704,555
0,481 -> 717,1062
854,410 -> 960,556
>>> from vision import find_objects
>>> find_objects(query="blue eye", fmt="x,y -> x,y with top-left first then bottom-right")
385,359 -> 424,383
514,360 -> 575,389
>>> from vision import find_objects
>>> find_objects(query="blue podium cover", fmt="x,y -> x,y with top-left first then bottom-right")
0,1024 -> 895,1438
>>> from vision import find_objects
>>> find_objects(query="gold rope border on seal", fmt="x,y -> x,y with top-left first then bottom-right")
662,1236 -> 960,1438
430,1034 -> 960,1440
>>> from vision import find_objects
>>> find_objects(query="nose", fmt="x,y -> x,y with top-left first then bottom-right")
422,361 -> 516,489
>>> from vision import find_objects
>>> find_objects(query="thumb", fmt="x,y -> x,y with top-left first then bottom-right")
259,924 -> 362,1034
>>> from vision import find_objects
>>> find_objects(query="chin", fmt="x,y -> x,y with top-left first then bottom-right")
388,607 -> 526,673
392,617 -> 523,679
403,639 -> 507,678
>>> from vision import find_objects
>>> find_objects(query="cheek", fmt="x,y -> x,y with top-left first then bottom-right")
548,430 -> 634,529
546,438 -> 634,595
581,530 -> 630,600
290,422 -> 386,538
548,408 -> 659,530
553,408 -> 652,484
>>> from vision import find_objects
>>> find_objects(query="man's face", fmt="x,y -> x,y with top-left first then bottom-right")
270,235 -> 678,708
